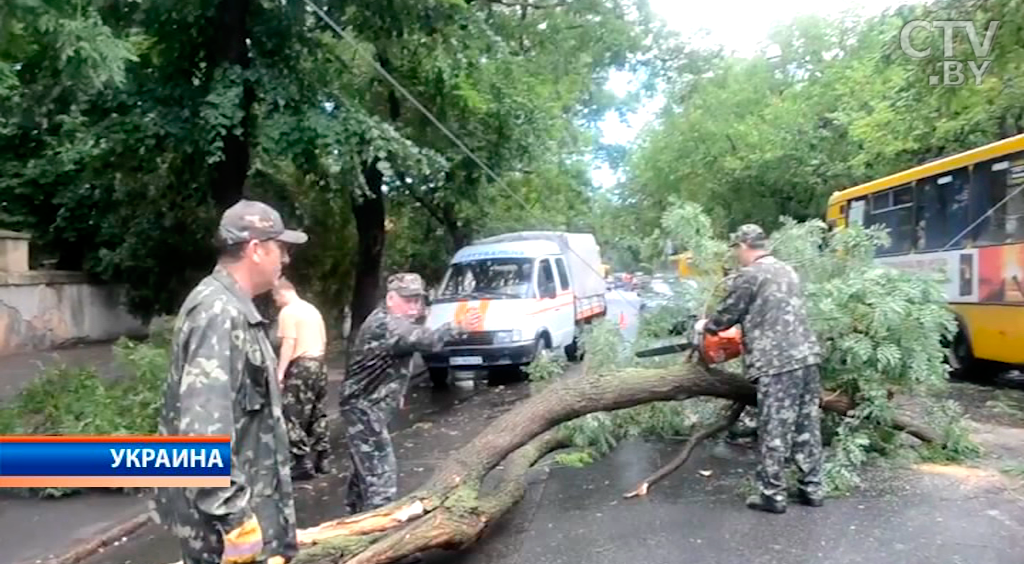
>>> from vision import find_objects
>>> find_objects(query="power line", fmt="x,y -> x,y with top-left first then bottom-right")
303,0 -> 645,315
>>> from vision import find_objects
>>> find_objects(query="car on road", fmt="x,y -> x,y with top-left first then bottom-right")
638,277 -> 699,336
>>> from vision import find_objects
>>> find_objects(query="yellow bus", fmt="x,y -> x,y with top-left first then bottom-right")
670,253 -> 693,278
826,133 -> 1024,380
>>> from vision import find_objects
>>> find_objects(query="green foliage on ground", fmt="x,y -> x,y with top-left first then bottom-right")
0,337 -> 169,498
539,202 -> 979,494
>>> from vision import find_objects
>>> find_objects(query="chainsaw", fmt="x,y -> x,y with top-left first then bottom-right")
635,318 -> 743,365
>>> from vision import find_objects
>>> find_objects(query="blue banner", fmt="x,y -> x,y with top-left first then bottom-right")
0,440 -> 231,477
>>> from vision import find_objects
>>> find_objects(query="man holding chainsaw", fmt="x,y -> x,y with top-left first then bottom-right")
696,224 -> 824,514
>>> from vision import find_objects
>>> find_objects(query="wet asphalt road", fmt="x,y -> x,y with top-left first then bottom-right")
443,436 -> 1024,564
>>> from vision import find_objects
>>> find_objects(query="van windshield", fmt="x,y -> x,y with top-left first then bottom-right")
437,258 -> 534,301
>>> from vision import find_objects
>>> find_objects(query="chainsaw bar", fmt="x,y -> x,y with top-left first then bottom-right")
634,342 -> 696,358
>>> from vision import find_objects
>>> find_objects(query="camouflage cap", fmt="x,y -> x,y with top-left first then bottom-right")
729,224 -> 768,248
387,273 -> 427,297
387,272 -> 428,298
217,199 -> 308,246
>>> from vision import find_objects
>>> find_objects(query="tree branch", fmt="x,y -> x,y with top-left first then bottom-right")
408,190 -> 448,228
624,401 -> 746,498
486,0 -> 569,8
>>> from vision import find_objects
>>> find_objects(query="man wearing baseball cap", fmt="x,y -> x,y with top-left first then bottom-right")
339,272 -> 479,514
152,199 -> 307,564
696,223 -> 824,514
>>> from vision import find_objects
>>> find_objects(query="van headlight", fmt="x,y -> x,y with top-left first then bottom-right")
493,330 -> 522,344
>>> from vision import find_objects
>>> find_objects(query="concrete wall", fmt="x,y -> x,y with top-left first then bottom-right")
0,271 -> 148,357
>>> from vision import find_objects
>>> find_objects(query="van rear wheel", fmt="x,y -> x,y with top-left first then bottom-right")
564,337 -> 582,362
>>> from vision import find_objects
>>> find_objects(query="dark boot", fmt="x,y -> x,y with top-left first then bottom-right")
792,489 -> 824,507
291,455 -> 315,481
313,450 -> 332,475
746,493 -> 786,514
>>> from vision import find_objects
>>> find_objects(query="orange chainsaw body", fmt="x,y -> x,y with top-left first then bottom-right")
699,326 -> 743,364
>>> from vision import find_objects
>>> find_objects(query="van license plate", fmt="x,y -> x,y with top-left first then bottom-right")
450,356 -> 483,366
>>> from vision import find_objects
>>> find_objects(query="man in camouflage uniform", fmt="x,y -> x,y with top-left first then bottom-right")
340,273 -> 477,514
273,277 -> 330,480
697,224 -> 824,514
151,199 -> 308,564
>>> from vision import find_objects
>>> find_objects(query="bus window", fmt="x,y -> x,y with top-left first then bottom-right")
848,198 -> 867,225
973,151 -> 1024,244
916,168 -> 970,251
869,185 -> 914,255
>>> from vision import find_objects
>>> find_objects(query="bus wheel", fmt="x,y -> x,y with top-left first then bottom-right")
948,330 -> 998,383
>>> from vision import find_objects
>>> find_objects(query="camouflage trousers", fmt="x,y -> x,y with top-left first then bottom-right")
755,364 -> 824,502
282,357 -> 330,458
340,402 -> 398,514
156,507 -> 297,564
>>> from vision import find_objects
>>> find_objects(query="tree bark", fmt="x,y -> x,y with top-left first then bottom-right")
349,161 -> 387,339
208,0 -> 253,211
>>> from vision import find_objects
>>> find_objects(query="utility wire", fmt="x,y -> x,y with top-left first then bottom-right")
303,0 -> 645,315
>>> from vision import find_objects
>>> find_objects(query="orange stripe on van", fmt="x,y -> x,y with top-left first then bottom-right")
527,294 -> 574,316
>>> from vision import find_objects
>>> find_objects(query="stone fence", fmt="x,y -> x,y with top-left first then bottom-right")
0,230 -> 147,357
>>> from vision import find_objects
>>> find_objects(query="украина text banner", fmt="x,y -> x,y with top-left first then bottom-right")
0,435 -> 230,487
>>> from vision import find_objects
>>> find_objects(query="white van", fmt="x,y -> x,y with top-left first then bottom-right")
424,231 -> 607,385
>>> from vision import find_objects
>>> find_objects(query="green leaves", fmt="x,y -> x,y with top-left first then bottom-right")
200,65 -> 248,164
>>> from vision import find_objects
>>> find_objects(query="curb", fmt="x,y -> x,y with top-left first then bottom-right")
41,512 -> 153,564
38,369 -> 431,564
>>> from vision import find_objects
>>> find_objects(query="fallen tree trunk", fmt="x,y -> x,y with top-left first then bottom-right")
160,361 -> 942,564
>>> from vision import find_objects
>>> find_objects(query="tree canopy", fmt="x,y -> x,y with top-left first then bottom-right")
1,0 -> 1021,316
0,0 -> 689,320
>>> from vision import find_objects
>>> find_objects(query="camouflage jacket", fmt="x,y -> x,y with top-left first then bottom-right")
151,266 -> 297,559
340,307 -> 458,411
705,255 -> 821,379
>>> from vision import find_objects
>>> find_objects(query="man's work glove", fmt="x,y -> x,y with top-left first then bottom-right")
693,319 -> 707,334
222,516 -> 264,564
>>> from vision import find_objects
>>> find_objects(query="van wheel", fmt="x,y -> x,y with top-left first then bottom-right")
429,367 -> 450,388
947,329 -> 999,383
504,338 -> 550,383
533,336 -> 557,364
